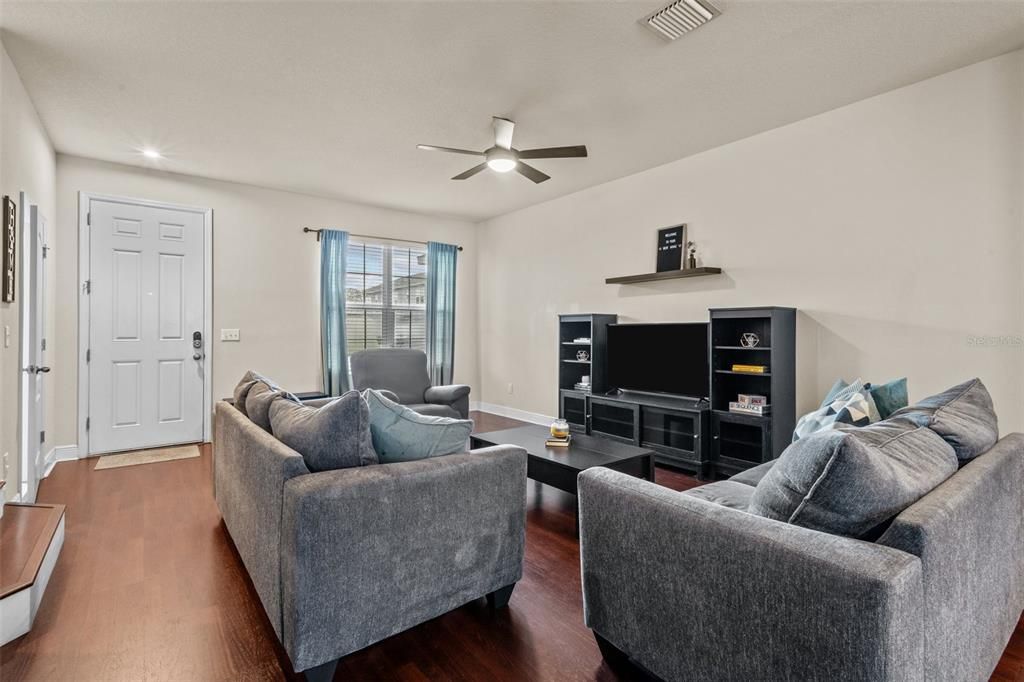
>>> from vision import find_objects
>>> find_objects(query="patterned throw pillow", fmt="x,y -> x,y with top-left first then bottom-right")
792,379 -> 880,442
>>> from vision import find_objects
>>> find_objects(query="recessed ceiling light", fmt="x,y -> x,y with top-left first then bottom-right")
141,148 -> 162,159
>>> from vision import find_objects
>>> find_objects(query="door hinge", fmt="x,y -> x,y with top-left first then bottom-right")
42,245 -> 49,259
40,338 -> 46,351
86,417 -> 90,431
83,280 -> 91,294
40,430 -> 45,444
86,349 -> 91,362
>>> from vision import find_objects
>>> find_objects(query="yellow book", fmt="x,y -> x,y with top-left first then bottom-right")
732,364 -> 767,373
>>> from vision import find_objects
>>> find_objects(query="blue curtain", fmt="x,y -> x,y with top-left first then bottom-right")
426,242 -> 458,385
320,229 -> 351,395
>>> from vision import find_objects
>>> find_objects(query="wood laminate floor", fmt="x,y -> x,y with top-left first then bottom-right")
1,411 -> 1021,681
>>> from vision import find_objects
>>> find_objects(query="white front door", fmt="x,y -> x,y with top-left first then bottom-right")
19,197 -> 48,502
87,198 -> 206,454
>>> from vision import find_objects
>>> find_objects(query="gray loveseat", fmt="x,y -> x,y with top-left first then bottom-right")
350,348 -> 471,418
578,432 -> 1024,681
213,401 -> 527,680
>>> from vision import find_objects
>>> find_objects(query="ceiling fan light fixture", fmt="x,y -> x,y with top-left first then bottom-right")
485,148 -> 517,173
487,157 -> 517,173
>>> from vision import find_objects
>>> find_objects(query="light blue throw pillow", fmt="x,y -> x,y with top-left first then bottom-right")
363,389 -> 473,463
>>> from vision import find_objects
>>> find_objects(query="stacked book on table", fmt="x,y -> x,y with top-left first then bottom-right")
546,435 -> 572,448
729,393 -> 770,416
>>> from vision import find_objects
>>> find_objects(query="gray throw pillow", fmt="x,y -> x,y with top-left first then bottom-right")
269,391 -> 377,471
232,370 -> 280,417
362,389 -> 473,463
750,417 -> 958,538
245,382 -> 299,432
890,378 -> 998,463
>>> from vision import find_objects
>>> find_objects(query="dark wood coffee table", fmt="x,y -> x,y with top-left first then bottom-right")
471,425 -> 656,531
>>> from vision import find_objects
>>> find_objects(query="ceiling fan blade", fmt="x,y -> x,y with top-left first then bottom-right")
515,162 -> 550,184
493,117 -> 515,150
517,145 -> 588,159
452,163 -> 488,180
417,144 -> 484,156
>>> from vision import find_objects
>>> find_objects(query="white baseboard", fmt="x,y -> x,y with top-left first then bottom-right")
42,447 -> 56,478
473,401 -> 554,426
53,445 -> 79,462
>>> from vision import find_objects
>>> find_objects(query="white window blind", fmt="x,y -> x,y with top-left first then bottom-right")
345,240 -> 427,353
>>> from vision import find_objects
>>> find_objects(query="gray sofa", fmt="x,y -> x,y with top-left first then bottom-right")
213,401 -> 527,680
349,348 -> 470,419
578,432 -> 1024,681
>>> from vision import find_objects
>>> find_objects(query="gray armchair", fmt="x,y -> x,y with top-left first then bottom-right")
350,349 -> 470,419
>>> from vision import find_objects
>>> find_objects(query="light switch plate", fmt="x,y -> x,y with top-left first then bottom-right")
3,324 -> 9,348
220,328 -> 240,342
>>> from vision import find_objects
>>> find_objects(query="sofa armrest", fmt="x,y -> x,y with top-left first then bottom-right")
578,469 -> 924,682
424,383 -> 471,405
280,445 -> 526,671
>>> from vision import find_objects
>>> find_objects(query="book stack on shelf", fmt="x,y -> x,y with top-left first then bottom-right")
729,394 -> 771,416
574,381 -> 592,393
731,363 -> 769,374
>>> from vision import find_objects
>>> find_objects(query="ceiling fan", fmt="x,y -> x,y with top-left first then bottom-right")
417,117 -> 587,184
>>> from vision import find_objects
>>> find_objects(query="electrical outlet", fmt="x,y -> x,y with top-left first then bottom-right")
507,382 -> 514,394
220,328 -> 241,342
3,324 -> 9,348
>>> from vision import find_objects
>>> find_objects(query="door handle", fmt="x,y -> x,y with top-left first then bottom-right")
24,365 -> 50,374
37,366 -> 50,374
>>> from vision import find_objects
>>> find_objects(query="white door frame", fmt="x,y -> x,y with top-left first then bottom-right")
77,192 -> 213,455
17,192 -> 39,502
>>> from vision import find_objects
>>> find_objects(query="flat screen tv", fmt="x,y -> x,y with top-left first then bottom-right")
607,323 -> 709,398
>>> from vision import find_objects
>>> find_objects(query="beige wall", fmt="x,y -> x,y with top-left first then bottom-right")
476,50 -> 1024,431
0,40 -> 57,500
54,155 -> 479,447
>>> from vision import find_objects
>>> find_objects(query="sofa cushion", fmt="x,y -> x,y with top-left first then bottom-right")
232,370 -> 280,417
750,417 -> 958,538
890,378 -> 998,463
269,390 -> 377,471
245,382 -> 299,432
683,481 -> 754,511
406,402 -> 461,419
363,389 -> 473,463
728,460 -> 776,487
792,379 -> 880,442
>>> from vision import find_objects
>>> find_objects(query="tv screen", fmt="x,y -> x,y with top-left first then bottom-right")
607,323 -> 709,398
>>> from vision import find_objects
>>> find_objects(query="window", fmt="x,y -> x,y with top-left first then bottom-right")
345,240 -> 427,353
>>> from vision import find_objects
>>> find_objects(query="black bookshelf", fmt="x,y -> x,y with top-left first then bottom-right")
708,307 -> 796,477
558,314 -> 617,433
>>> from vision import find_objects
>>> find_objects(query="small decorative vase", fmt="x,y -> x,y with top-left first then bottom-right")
740,333 -> 760,348
550,419 -> 570,439
576,350 -> 590,361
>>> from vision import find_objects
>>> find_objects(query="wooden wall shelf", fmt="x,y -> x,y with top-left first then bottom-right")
605,267 -> 722,285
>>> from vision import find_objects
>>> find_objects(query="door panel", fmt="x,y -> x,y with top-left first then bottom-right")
89,199 -> 205,454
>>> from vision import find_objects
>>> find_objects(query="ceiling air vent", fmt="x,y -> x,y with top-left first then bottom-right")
641,0 -> 720,41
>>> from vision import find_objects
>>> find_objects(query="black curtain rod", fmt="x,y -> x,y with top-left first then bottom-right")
303,227 -> 463,251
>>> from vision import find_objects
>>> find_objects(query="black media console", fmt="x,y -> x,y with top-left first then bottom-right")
557,307 -> 795,479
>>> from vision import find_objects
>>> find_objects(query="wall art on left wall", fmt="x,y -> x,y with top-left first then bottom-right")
2,195 -> 16,303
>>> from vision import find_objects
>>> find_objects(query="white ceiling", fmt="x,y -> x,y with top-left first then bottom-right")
2,1 -> 1023,222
